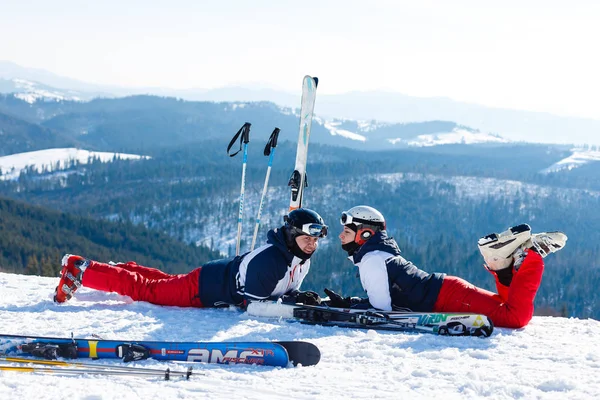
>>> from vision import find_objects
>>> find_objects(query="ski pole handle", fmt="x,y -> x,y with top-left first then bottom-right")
227,122 -> 251,157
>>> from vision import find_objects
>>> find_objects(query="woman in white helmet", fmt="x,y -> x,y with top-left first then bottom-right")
327,205 -> 567,329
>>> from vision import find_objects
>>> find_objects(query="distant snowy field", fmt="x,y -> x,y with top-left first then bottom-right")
321,120 -> 510,147
0,272 -> 599,400
541,148 -> 600,173
0,148 -> 148,180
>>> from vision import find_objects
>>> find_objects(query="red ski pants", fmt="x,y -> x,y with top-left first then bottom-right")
433,250 -> 544,328
81,261 -> 204,307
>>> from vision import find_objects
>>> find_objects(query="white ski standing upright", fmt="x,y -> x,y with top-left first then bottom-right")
288,75 -> 318,210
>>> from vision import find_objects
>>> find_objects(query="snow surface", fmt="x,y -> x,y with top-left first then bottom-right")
541,148 -> 600,173
324,121 -> 367,142
0,148 -> 149,180
0,272 -> 599,400
389,128 -> 510,147
10,79 -> 82,103
320,121 -> 509,147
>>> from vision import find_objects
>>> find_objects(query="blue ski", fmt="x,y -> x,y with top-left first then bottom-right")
0,333 -> 320,367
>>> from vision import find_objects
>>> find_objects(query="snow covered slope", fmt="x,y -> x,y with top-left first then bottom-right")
322,118 -> 510,147
0,272 -> 598,399
541,147 -> 600,173
401,128 -> 509,147
0,78 -> 84,103
0,148 -> 149,180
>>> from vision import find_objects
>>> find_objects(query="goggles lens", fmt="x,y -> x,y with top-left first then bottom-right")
294,223 -> 328,238
307,223 -> 327,237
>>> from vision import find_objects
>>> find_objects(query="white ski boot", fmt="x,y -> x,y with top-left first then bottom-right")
478,224 -> 532,271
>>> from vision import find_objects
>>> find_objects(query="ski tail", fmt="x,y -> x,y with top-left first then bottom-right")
276,341 -> 320,366
289,75 -> 318,210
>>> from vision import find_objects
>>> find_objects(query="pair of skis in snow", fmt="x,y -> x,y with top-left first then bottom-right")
247,302 -> 494,338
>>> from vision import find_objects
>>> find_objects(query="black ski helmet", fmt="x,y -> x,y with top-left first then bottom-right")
284,208 -> 328,239
282,208 -> 327,261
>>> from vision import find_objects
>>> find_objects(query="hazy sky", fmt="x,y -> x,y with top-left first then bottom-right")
2,0 -> 599,119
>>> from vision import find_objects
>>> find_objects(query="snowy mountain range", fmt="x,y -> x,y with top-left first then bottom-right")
0,272 -> 598,400
2,60 -> 600,146
0,90 -> 513,152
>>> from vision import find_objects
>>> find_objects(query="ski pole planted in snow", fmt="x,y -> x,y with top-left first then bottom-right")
251,128 -> 280,251
227,122 -> 251,255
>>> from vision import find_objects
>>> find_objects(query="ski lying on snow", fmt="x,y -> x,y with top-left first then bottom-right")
246,302 -> 494,337
0,333 -> 320,367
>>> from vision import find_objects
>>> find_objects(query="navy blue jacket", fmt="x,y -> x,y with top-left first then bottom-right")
198,228 -> 311,307
351,231 -> 445,312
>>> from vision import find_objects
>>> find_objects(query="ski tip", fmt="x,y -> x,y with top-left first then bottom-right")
303,75 -> 319,88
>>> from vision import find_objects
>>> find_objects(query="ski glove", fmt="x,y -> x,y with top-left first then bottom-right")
324,288 -> 369,309
323,288 -> 353,308
295,290 -> 322,305
281,290 -> 322,306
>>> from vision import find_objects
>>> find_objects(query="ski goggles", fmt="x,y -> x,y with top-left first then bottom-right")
292,223 -> 328,238
340,211 -> 365,226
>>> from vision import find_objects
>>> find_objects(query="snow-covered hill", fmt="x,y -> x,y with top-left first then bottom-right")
401,128 -> 509,147
0,78 -> 85,103
0,272 -> 598,400
541,147 -> 600,173
321,119 -> 509,147
0,148 -> 149,181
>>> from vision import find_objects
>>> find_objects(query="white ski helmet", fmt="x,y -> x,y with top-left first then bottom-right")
340,205 -> 386,245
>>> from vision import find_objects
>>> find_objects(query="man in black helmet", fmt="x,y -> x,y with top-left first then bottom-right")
53,208 -> 327,309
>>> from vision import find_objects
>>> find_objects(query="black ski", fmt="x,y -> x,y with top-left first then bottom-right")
292,304 -> 494,337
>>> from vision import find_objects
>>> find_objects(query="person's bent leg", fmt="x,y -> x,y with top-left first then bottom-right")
500,250 -> 544,327
491,268 -> 511,302
433,252 -> 544,329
